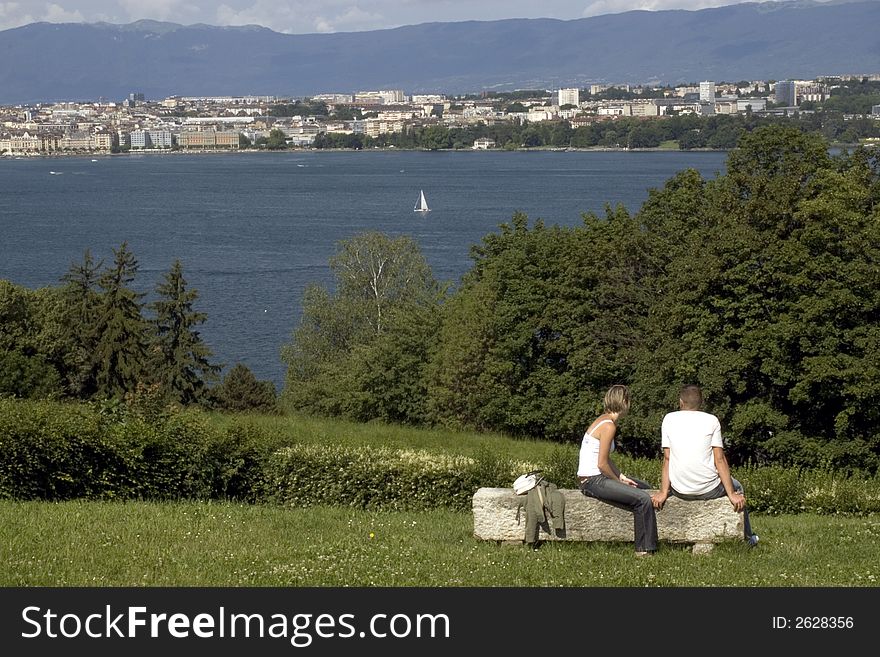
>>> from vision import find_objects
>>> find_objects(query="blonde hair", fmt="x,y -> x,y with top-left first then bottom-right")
604,385 -> 630,416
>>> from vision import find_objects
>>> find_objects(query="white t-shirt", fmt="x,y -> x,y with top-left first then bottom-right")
661,410 -> 723,495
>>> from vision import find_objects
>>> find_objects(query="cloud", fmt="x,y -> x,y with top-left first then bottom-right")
0,2 -> 84,30
117,0 -> 201,22
580,0 -> 756,18
216,1 -> 388,34
313,6 -> 388,33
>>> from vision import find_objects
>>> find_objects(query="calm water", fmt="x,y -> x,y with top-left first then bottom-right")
0,150 -> 727,388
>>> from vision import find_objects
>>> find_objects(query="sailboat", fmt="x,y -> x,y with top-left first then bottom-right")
414,189 -> 430,213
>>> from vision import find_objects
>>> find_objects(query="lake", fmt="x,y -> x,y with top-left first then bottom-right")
0,150 -> 728,389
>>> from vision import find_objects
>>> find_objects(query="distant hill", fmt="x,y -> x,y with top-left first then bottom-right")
1,1 -> 878,103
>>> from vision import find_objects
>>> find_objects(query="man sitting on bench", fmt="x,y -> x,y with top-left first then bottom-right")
651,384 -> 759,547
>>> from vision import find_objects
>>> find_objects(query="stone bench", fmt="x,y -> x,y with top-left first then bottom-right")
473,487 -> 744,554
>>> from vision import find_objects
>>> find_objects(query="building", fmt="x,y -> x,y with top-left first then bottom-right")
93,131 -> 115,150
129,130 -> 150,149
737,98 -> 767,112
558,88 -> 580,107
411,94 -> 445,104
472,138 -> 495,150
177,130 -> 240,149
699,81 -> 716,104
355,90 -> 406,105
148,130 -> 174,148
363,119 -> 404,138
797,84 -> 828,104
312,93 -> 355,104
774,80 -> 797,106
61,131 -> 92,150
873,105 -> 880,116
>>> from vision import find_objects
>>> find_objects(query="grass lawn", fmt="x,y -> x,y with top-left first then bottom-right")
657,140 -> 680,150
1,501 -> 877,587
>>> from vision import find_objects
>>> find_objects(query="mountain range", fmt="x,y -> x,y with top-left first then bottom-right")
0,1 -> 878,104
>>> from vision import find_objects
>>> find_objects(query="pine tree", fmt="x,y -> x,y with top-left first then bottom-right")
150,259 -> 221,405
59,249 -> 103,396
91,242 -> 150,399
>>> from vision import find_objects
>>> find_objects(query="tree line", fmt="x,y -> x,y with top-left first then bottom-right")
283,125 -> 880,474
0,245 -> 275,412
309,111 -> 880,152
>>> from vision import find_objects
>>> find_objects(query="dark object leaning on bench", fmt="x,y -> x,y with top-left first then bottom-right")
516,479 -> 566,545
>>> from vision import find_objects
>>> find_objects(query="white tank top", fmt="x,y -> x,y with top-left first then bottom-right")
577,418 -> 615,477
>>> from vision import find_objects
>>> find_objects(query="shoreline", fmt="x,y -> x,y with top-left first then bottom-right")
2,142 -> 866,160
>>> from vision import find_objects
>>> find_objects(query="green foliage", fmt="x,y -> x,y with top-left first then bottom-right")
150,259 -> 221,405
266,128 -> 288,150
313,132 -> 369,149
59,249 -> 103,396
1,399 -> 879,516
630,128 -> 880,466
263,443 -> 514,511
90,242 -> 150,399
3,247 -> 222,407
0,350 -> 62,399
282,232 -> 445,423
269,101 -> 329,117
736,464 -> 880,515
211,364 -> 277,414
0,399 -> 275,501
0,281 -> 69,398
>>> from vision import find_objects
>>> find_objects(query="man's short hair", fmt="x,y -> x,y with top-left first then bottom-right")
679,384 -> 703,410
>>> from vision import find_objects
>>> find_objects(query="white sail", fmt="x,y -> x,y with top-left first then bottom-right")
414,189 -> 430,212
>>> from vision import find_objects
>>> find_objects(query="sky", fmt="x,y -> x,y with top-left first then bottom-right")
0,1 -> 838,34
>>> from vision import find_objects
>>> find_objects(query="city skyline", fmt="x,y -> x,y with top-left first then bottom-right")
0,0 -> 848,35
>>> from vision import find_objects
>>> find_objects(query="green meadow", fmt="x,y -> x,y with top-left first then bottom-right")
1,500 -> 878,587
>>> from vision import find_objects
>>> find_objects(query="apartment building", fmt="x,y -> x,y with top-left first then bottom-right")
363,119 -> 405,138
558,88 -> 580,107
61,132 -> 92,150
177,130 -> 240,149
699,81 -> 716,104
355,90 -> 406,105
774,80 -> 798,106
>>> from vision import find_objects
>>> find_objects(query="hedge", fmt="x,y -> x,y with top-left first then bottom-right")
1,399 -> 879,515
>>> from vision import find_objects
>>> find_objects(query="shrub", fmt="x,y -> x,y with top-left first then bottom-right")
210,364 -> 277,414
263,444 -> 515,512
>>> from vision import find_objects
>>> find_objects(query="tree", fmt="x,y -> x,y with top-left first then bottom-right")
90,242 -> 150,399
282,232 -> 444,422
59,249 -> 103,396
0,280 -> 65,398
150,259 -> 221,405
426,209 -> 651,439
631,127 -> 880,471
212,363 -> 276,413
266,128 -> 288,150
328,231 -> 439,336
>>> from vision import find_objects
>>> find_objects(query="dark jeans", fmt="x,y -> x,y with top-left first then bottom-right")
580,475 -> 658,552
671,478 -> 755,540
